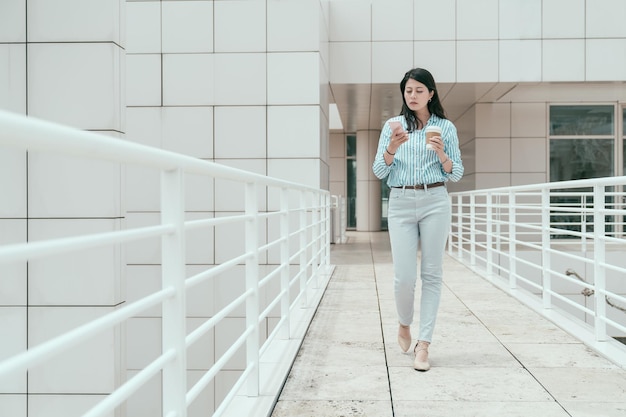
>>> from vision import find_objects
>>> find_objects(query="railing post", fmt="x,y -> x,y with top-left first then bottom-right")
312,192 -> 320,288
470,194 -> 476,267
456,195 -> 463,259
509,190 -> 517,289
541,188 -> 552,310
299,190 -> 308,307
245,182 -> 260,396
325,193 -> 331,267
593,185 -> 607,342
280,186 -> 290,339
161,168 -> 187,417
486,192 -> 493,276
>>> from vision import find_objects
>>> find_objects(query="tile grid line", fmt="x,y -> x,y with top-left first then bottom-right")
369,234 -> 398,417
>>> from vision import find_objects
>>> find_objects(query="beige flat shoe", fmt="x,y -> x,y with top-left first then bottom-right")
398,324 -> 411,352
413,341 -> 430,371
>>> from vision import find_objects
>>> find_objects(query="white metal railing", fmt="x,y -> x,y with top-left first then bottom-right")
448,177 -> 626,368
0,110 -> 334,417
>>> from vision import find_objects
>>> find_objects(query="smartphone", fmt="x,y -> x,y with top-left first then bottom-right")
389,121 -> 403,132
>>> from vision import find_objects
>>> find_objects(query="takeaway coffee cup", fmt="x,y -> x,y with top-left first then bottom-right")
424,126 -> 441,150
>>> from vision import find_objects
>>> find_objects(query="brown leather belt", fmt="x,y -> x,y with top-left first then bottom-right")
393,182 -> 445,190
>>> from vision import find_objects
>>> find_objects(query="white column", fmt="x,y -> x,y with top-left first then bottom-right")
356,130 -> 382,231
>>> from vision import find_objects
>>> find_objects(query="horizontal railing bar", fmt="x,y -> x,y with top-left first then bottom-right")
186,324 -> 254,407
83,349 -> 177,417
0,224 -> 174,264
0,110 -> 327,194
0,287 -> 175,377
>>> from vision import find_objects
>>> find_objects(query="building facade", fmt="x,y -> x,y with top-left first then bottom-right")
1,0 -> 626,415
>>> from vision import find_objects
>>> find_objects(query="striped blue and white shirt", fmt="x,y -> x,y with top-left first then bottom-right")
372,114 -> 464,187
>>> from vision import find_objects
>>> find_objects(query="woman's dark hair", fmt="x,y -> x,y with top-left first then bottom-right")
399,68 -> 447,131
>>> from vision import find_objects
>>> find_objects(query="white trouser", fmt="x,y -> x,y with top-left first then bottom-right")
387,185 -> 451,343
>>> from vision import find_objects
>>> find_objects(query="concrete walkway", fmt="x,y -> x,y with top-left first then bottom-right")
271,231 -> 626,417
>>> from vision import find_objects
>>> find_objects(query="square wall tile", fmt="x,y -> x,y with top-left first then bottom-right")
499,40 -> 541,82
475,173 -> 511,189
268,106 -> 320,158
185,173 -> 215,212
0,0 -> 26,42
126,317 -> 161,369
28,219 -> 121,305
511,138 -> 546,173
28,0 -> 120,43
125,371 -> 161,417
28,43 -> 122,130
511,103 -> 546,138
0,220 -> 27,306
414,41 -> 456,83
0,307 -> 27,393
28,307 -> 117,393
499,0 -> 541,39
456,41 -> 498,83
0,149 -> 26,218
543,0 -> 584,38
187,371 -> 215,416
163,107 -> 213,158
163,54 -> 214,106
329,0 -> 371,42
186,265 -> 215,317
476,138 -> 511,173
215,317 -> 246,369
28,152 -> 121,218
586,39 -> 626,81
125,265 -> 161,317
268,52 -> 320,105
0,396 -> 26,417
214,0 -> 266,52
126,1 -> 161,53
329,42 -> 371,84
542,40 -> 585,82
268,0 -> 320,52
0,44 -> 26,114
214,106 -> 266,159
214,216 -> 267,265
414,0 -> 456,41
213,53 -> 266,105
457,0 -> 498,40
126,54 -> 162,106
163,1 -> 213,53
126,107 -> 162,148
185,212 -> 215,265
371,42 -> 413,83
476,103 -> 510,137
124,212 -> 161,265
125,165 -> 161,212
187,317 -> 214,370
511,172 -> 547,186
586,0 -> 626,38
372,0 -> 413,41
213,266 -> 245,317
213,159 -> 267,212
28,395 -> 105,417
268,158 -> 322,189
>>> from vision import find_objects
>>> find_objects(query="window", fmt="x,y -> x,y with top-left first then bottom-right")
549,105 -> 617,238
346,135 -> 356,229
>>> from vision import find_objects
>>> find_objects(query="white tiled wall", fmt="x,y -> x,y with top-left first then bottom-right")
328,0 -> 626,84
0,1 -> 125,413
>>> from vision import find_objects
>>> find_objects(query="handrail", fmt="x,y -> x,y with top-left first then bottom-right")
0,110 -> 335,417
449,177 -> 626,368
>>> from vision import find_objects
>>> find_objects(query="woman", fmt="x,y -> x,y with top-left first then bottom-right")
372,68 -> 463,371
